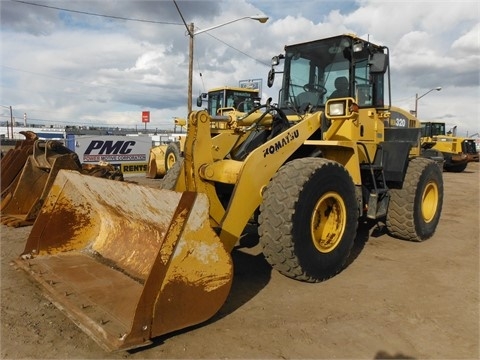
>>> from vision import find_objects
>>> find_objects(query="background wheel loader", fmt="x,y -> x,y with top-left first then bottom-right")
147,86 -> 260,178
14,34 -> 444,352
420,121 -> 479,172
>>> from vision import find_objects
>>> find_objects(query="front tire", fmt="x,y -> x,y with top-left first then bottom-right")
258,158 -> 358,282
386,157 -> 443,241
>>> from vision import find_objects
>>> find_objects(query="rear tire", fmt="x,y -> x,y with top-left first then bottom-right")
386,157 -> 443,241
258,158 -> 358,282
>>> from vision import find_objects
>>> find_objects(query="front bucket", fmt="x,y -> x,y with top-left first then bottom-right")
13,170 -> 233,352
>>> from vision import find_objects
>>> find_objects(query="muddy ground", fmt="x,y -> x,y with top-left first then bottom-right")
1,163 -> 479,359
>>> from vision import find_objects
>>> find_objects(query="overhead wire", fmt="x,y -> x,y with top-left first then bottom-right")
6,0 -> 270,126
10,0 -> 183,25
204,31 -> 270,67
11,0 -> 268,66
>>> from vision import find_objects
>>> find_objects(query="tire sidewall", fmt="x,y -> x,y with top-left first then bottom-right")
292,163 -> 358,278
413,161 -> 443,239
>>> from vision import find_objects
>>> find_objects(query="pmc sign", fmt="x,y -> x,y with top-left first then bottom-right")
142,111 -> 150,123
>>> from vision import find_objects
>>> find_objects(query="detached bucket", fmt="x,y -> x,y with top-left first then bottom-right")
13,170 -> 233,351
1,131 -> 38,197
1,140 -> 81,227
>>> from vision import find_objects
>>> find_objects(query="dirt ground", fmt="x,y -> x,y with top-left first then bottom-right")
1,163 -> 479,359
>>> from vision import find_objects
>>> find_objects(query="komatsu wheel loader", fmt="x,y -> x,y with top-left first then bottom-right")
13,34 -> 444,352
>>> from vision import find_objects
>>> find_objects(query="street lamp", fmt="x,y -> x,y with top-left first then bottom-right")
186,15 -> 268,113
414,86 -> 442,119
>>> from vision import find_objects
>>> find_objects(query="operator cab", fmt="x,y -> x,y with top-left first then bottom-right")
268,34 -> 390,116
421,122 -> 446,137
196,87 -> 260,116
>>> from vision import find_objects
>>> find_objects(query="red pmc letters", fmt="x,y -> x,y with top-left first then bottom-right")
84,140 -> 136,155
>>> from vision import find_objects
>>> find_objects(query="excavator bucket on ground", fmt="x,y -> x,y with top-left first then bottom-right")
1,131 -> 38,198
1,140 -> 81,227
13,170 -> 233,352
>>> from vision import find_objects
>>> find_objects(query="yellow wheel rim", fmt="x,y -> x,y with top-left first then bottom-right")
311,191 -> 346,253
166,153 -> 176,170
422,180 -> 439,223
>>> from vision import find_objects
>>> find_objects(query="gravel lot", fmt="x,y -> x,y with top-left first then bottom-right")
1,162 -> 479,359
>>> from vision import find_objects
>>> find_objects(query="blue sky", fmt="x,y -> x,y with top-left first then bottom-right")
0,0 -> 479,136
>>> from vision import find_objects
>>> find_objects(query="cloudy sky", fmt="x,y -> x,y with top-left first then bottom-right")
1,0 -> 479,136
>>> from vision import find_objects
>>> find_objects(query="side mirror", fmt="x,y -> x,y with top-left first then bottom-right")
267,68 -> 275,88
369,53 -> 388,74
196,96 -> 202,107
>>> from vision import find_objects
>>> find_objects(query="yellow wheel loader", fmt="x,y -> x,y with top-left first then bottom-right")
14,34 -> 444,351
147,86 -> 260,178
421,122 -> 479,172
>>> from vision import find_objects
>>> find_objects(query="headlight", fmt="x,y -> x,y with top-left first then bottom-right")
328,102 -> 345,116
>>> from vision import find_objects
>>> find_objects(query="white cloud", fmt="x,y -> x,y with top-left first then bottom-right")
0,0 -> 478,136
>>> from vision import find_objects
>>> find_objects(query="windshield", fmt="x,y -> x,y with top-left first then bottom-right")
278,35 -> 384,113
422,122 -> 445,137
207,89 -> 258,115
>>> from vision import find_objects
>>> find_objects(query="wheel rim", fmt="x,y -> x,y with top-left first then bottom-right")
422,180 -> 439,223
166,153 -> 176,170
310,191 -> 346,253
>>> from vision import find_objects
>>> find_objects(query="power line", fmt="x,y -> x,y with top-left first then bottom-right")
204,32 -> 270,67
10,0 -> 183,25
6,0 -> 270,123
10,0 -> 268,67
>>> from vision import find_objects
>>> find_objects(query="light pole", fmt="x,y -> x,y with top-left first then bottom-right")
186,15 -> 268,114
414,86 -> 442,118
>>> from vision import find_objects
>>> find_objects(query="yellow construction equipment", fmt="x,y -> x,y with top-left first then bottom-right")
420,122 -> 479,172
147,86 -> 260,178
14,34 -> 444,351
